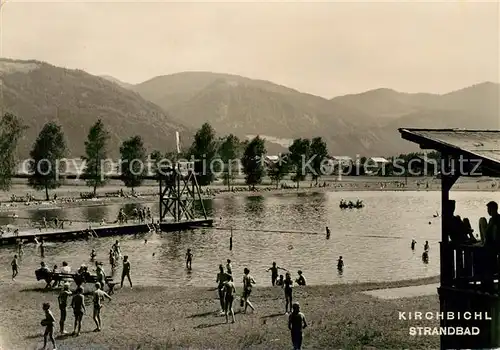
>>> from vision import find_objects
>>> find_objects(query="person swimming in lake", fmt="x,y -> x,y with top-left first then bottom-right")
185,249 -> 193,269
296,271 -> 306,286
267,262 -> 287,286
337,256 -> 344,271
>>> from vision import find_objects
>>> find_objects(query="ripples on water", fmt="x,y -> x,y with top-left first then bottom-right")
0,191 -> 494,287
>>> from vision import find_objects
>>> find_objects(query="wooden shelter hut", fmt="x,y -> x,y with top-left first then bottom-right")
400,128 -> 500,349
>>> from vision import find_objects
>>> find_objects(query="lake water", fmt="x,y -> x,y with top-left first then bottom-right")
0,191 -> 495,287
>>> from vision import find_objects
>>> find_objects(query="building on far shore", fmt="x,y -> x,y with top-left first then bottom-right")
365,157 -> 390,175
329,156 -> 353,175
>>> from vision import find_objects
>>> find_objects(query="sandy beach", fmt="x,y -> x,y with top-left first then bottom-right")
0,276 -> 440,350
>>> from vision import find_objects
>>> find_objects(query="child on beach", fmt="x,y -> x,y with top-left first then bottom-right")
11,254 -> 19,280
186,249 -> 193,269
71,287 -> 85,336
226,259 -> 232,275
223,275 -> 236,323
242,268 -> 256,313
276,274 -> 284,286
58,283 -> 72,334
121,256 -> 132,288
296,271 -> 306,286
267,262 -> 287,286
41,302 -> 57,350
93,282 -> 112,332
216,265 -> 228,314
288,302 -> 307,350
283,272 -> 293,313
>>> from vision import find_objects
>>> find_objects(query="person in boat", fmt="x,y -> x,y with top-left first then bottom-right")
295,270 -> 306,286
411,239 -> 417,250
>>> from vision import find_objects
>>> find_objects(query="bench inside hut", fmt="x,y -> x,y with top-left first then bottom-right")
399,128 -> 500,349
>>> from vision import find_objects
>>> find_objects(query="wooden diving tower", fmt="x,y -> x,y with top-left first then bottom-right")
158,161 -> 213,229
400,128 -> 500,350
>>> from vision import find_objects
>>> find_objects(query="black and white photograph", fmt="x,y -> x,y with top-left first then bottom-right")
0,0 -> 499,349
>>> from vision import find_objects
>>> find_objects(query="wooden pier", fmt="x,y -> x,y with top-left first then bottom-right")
1,162 -> 214,246
0,218 -> 213,245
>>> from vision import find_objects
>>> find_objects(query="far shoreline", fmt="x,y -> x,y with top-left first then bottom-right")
0,175 -> 498,213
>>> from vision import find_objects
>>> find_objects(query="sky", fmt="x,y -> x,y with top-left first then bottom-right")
0,0 -> 499,98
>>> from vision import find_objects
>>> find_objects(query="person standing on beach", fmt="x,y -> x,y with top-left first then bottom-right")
424,241 -> 429,252
93,282 -> 112,332
41,302 -> 57,350
242,268 -> 256,313
326,226 -> 330,240
96,263 -> 106,289
223,275 -> 236,323
185,249 -> 193,269
216,265 -> 228,314
411,239 -> 417,250
58,283 -> 72,334
226,259 -> 232,275
267,262 -> 286,286
120,255 -> 132,288
17,241 -> 24,257
11,254 -> 19,280
288,302 -> 307,350
40,239 -> 45,258
283,272 -> 293,314
71,287 -> 85,336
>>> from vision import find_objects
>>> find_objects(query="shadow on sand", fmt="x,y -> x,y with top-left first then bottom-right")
194,322 -> 226,329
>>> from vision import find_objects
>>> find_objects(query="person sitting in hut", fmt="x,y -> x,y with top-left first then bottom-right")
445,200 -> 476,244
478,201 -> 500,247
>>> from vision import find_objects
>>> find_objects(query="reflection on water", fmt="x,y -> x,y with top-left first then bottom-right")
0,191 -> 497,287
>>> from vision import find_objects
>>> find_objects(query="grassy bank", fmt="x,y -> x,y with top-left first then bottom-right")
0,277 -> 440,349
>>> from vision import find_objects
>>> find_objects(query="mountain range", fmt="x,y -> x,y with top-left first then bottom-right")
1,57 -> 498,158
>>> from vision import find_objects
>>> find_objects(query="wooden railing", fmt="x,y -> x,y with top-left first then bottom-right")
442,242 -> 500,291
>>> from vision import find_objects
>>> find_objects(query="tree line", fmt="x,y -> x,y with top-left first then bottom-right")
0,113 -> 445,201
